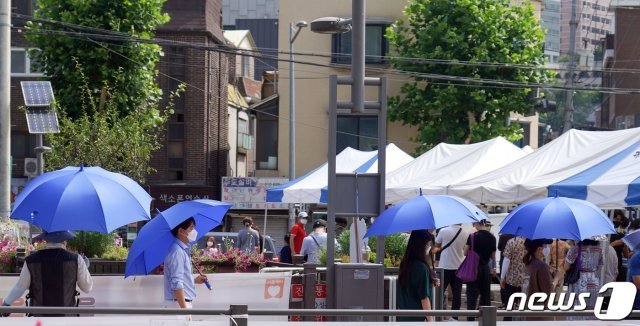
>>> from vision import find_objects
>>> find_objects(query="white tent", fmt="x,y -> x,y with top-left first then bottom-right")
385,137 -> 528,204
548,137 -> 640,208
448,128 -> 640,205
266,144 -> 413,204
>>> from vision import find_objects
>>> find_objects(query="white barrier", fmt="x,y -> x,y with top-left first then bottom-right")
0,272 -> 291,322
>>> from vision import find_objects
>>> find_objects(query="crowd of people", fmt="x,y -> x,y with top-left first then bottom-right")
395,209 -> 640,321
4,208 -> 640,320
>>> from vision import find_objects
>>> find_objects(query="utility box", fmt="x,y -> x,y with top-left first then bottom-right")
335,263 -> 384,321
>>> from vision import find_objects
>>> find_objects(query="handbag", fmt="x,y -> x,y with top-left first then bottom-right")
456,233 -> 480,283
564,244 -> 582,285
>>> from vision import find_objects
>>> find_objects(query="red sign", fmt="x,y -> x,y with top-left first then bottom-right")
290,283 -> 326,321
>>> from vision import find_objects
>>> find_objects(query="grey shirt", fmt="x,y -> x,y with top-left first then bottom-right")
237,228 -> 259,253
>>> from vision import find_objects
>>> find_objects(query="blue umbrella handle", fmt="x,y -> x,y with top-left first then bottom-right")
192,258 -> 212,291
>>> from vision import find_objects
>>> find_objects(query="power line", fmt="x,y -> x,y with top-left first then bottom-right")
16,13 -> 640,76
21,27 -> 640,95
83,36 -> 425,147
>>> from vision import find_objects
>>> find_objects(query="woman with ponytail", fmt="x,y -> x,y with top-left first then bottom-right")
523,238 -> 554,321
397,230 -> 440,322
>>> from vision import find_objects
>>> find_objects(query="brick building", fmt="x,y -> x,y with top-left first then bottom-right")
147,0 -> 235,206
8,0 -> 235,208
9,1 -> 40,181
599,1 -> 640,130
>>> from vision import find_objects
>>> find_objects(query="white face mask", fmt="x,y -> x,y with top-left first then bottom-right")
300,218 -> 308,225
542,245 -> 550,260
187,229 -> 198,242
207,241 -> 214,247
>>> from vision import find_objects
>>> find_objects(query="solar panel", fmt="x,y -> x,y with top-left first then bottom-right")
20,81 -> 54,107
25,107 -> 60,134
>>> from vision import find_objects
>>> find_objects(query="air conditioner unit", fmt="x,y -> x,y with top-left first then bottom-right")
24,158 -> 38,178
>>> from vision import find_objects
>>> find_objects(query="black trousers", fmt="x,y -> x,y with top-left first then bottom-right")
502,283 -> 522,321
466,263 -> 491,321
442,269 -> 463,319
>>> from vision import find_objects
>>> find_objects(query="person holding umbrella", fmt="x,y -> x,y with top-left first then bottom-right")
397,230 -> 440,322
1,231 -> 93,316
164,217 -> 208,309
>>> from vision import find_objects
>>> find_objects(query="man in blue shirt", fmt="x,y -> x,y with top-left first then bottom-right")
627,248 -> 640,313
164,217 -> 207,309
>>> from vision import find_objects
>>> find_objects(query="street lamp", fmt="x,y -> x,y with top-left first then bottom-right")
289,20 -> 308,181
310,17 -> 352,34
310,1 -> 386,312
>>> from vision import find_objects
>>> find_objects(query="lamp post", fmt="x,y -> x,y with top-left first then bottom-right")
311,0 -> 386,312
289,20 -> 308,181
0,0 -> 10,221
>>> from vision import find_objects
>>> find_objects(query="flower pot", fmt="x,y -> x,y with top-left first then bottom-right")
199,261 -> 261,273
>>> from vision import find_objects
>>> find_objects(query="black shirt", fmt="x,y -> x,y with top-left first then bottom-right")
466,230 -> 497,265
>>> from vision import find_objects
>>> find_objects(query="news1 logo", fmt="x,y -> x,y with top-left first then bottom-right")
506,282 -> 637,320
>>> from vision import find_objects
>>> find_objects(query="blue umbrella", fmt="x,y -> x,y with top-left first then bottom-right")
623,230 -> 640,252
11,165 -> 152,233
499,196 -> 615,240
125,199 -> 232,277
365,195 -> 485,237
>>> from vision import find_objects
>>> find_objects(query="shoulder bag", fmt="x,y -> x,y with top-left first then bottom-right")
440,228 -> 462,253
564,244 -> 582,285
456,233 -> 480,283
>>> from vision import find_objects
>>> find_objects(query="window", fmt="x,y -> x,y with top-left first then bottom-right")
237,118 -> 251,150
167,47 -> 185,114
513,122 -> 531,148
11,0 -> 36,16
168,124 -> 184,140
256,105 -> 278,170
10,132 -> 36,159
241,55 -> 251,78
167,141 -> 184,176
167,122 -> 184,180
11,48 -> 43,76
336,116 -> 378,152
332,24 -> 389,64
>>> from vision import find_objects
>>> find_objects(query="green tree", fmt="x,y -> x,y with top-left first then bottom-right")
25,0 -> 169,119
386,0 -> 551,150
540,89 -> 599,135
44,61 -> 183,183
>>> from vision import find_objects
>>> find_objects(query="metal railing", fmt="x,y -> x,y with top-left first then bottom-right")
1,305 -> 639,326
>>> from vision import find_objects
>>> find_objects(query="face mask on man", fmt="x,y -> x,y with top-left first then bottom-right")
187,229 -> 198,242
300,218 -> 308,225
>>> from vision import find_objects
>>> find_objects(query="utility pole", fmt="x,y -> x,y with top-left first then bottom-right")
562,0 -> 578,133
0,1 -> 11,221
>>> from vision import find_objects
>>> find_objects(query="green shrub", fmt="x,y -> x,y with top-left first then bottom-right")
368,251 -> 376,263
368,233 -> 408,267
318,248 -> 327,266
337,229 -> 351,256
67,232 -> 114,258
101,245 -> 129,260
